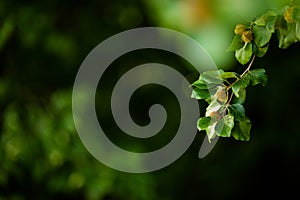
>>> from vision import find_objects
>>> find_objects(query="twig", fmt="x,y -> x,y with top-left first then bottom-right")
226,92 -> 234,107
222,56 -> 255,116
241,55 -> 256,77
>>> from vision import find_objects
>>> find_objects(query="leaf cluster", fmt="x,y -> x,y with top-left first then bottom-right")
228,5 -> 300,65
192,3 -> 300,142
191,69 -> 267,141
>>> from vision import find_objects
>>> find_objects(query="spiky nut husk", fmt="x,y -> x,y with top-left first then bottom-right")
208,111 -> 219,118
234,24 -> 247,35
242,30 -> 253,43
215,86 -> 228,103
284,7 -> 295,23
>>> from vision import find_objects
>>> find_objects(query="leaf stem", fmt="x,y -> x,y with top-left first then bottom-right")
226,55 -> 256,90
223,55 -> 255,115
241,55 -> 256,77
226,92 -> 234,107
216,55 -> 256,120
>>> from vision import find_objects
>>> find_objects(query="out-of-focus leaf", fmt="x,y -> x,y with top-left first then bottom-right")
0,17 -> 14,49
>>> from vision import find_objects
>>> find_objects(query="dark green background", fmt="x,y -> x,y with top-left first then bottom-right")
0,0 -> 299,199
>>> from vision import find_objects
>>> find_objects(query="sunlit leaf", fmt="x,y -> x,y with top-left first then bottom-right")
216,114 -> 235,137
235,42 -> 253,65
191,79 -> 208,89
197,117 -> 211,131
254,17 -> 265,26
221,72 -> 239,79
227,34 -> 244,51
191,88 -> 210,100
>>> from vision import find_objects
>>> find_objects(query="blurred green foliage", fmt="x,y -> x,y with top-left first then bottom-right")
145,0 -> 286,68
1,0 -> 300,200
0,1 -> 156,199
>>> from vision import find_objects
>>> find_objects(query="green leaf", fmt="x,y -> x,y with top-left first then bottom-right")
215,114 -> 235,137
197,117 -> 211,131
200,70 -> 224,84
265,11 -> 278,32
229,104 -> 246,121
254,11 -> 277,31
253,26 -> 273,47
221,72 -> 239,79
254,17 -> 265,26
232,74 -> 251,97
277,27 -> 288,48
254,43 -> 269,57
232,88 -> 246,104
283,23 -> 298,45
227,34 -> 244,51
293,7 -> 300,22
191,88 -> 210,100
296,22 -> 300,40
235,42 -> 253,65
191,79 -> 208,89
232,117 -> 251,141
248,68 -> 268,86
278,21 -> 298,48
277,15 -> 289,48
